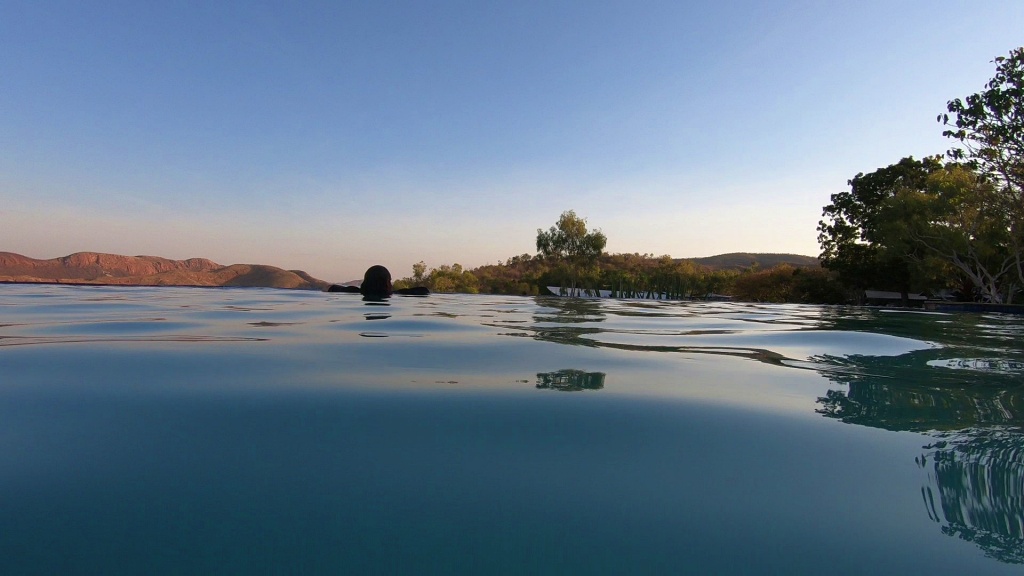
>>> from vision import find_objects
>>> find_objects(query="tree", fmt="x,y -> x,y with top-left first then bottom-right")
881,165 -> 1018,303
394,262 -> 479,293
425,263 -> 479,293
536,210 -> 607,295
412,261 -> 426,284
817,156 -> 944,301
732,265 -> 846,304
940,47 -> 1024,289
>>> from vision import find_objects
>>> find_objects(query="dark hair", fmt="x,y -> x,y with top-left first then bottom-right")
360,265 -> 393,297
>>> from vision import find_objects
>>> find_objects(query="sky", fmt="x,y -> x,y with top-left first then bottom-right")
2,1 -> 1022,282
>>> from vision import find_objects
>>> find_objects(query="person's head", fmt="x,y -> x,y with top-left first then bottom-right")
360,265 -> 393,297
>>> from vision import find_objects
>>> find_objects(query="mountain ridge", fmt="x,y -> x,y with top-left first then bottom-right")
0,252 -> 330,290
688,252 -> 819,271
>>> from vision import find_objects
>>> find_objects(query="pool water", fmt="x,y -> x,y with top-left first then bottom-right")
1,285 -> 1022,574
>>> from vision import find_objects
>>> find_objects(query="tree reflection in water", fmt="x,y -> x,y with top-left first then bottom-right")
816,362 -> 1024,564
919,429 -> 1024,564
536,369 -> 606,392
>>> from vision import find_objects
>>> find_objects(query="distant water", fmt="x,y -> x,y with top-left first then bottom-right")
1,284 -> 1022,574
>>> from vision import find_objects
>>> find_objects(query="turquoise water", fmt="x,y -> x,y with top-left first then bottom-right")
1,284 -> 1022,574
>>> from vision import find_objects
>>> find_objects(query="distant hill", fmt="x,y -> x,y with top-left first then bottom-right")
690,252 -> 820,271
0,252 -> 330,290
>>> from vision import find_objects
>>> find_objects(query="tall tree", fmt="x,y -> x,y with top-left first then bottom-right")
881,165 -> 1018,303
412,261 -> 426,284
940,47 -> 1024,288
536,210 -> 607,295
818,156 -> 943,301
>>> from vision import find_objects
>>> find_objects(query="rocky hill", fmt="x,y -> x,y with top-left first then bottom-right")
0,252 -> 330,290
690,252 -> 819,271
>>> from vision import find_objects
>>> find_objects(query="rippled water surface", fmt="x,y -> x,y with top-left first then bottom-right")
1,285 -> 1023,574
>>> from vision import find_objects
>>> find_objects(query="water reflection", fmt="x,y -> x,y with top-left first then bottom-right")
536,369 -> 606,392
816,362 -> 1024,564
533,296 -> 606,324
919,430 -> 1024,564
816,379 -> 1024,431
929,357 -> 1024,374
515,299 -> 954,373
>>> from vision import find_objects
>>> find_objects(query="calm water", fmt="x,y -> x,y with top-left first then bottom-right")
1,284 -> 1022,574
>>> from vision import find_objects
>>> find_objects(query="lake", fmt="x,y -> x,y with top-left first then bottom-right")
1,284 -> 1022,574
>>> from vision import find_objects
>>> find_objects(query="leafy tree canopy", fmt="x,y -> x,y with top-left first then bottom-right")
536,210 -> 608,294
881,165 -> 1018,302
940,46 -> 1024,289
817,156 -> 943,294
940,47 -> 1024,195
536,210 -> 607,263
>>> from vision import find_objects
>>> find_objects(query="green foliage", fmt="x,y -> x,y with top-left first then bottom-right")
394,262 -> 479,293
818,155 -> 1020,303
940,46 -> 1024,290
536,210 -> 607,294
732,265 -> 847,304
591,253 -> 736,299
818,156 -> 944,294
940,48 -> 1024,192
536,210 -> 607,263
412,261 -> 426,284
470,254 -> 548,295
397,253 -> 850,303
882,166 -> 1019,302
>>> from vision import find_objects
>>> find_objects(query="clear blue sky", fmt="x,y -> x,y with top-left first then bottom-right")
2,1 -> 1022,282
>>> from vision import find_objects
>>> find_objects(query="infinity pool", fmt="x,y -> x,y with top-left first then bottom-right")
1,285 -> 1021,574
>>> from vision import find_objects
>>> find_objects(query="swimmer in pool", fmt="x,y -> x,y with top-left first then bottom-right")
326,265 -> 429,297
